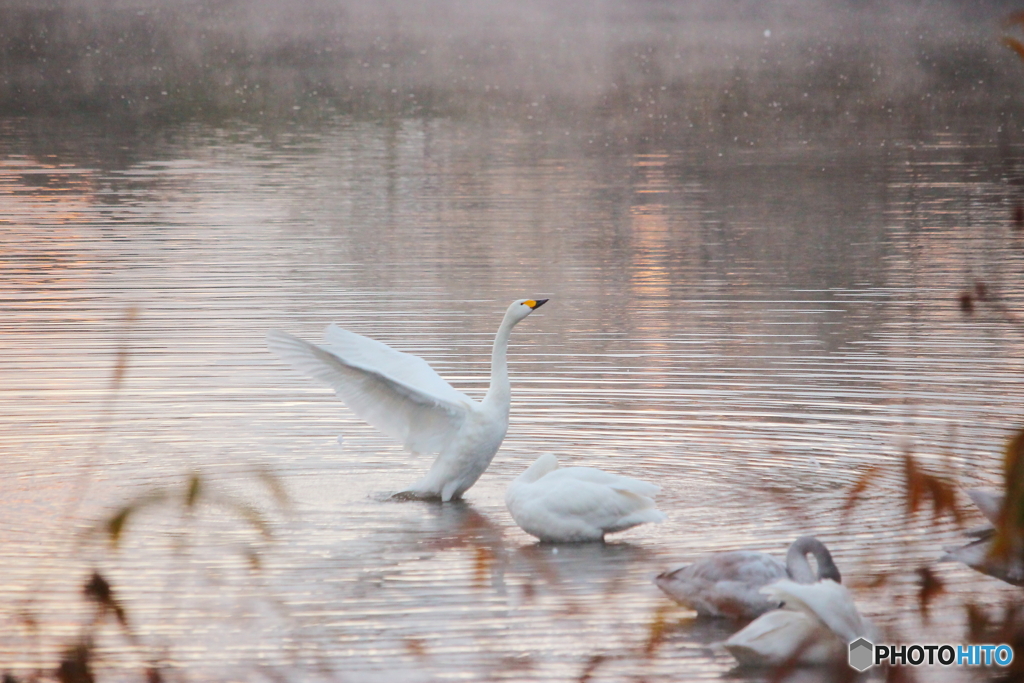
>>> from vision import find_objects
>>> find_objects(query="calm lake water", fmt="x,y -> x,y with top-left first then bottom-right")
2,109 -> 1024,682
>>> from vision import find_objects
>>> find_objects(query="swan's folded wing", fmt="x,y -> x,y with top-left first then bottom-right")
682,551 -> 787,585
762,579 -> 867,643
540,476 -> 664,528
267,329 -> 468,454
558,466 -> 661,497
323,323 -> 473,406
656,552 -> 788,618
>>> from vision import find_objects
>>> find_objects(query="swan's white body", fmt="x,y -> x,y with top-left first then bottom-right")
267,299 -> 546,501
505,453 -> 666,542
942,489 -> 1024,586
723,579 -> 875,667
654,536 -> 841,619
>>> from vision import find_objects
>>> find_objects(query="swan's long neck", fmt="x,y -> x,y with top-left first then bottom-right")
483,315 -> 516,410
516,453 -> 559,484
786,536 -> 841,583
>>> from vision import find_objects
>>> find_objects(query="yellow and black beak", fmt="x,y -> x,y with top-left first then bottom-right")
526,299 -> 549,310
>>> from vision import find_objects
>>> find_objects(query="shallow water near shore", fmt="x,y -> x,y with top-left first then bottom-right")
2,105 -> 1024,681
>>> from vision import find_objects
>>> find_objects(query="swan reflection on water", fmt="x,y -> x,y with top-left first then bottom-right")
502,541 -> 658,609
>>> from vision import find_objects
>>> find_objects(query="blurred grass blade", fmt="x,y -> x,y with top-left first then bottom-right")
253,466 -> 291,509
902,453 -> 961,524
57,640 -> 93,683
83,571 -> 128,628
1003,36 -> 1024,63
472,546 -> 494,589
577,654 -> 607,683
184,473 -> 203,509
992,428 -> 1024,563
211,494 -> 272,539
842,464 -> 881,519
642,603 -> 676,657
916,566 -> 944,622
1005,11 -> 1024,29
101,489 -> 169,546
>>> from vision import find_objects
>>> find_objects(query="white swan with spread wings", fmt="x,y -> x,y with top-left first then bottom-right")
267,298 -> 547,501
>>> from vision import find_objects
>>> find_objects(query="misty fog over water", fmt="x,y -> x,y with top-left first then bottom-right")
4,1 -> 1024,682
2,0 -> 1023,138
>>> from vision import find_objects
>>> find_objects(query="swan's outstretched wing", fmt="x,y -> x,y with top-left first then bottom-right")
267,329 -> 469,454
323,324 -> 474,406
762,579 -> 867,643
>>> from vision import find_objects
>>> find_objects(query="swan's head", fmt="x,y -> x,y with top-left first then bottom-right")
505,298 -> 548,325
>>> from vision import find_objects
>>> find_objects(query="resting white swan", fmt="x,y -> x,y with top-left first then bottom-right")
941,489 -> 1024,586
505,453 -> 666,542
654,536 -> 841,619
723,579 -> 875,667
266,298 -> 547,501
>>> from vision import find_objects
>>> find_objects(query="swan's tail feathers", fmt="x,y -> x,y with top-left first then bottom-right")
603,475 -> 659,498
611,487 -> 661,509
621,507 -> 667,526
654,564 -> 690,583
652,570 -> 705,614
610,488 -> 666,530
620,479 -> 661,498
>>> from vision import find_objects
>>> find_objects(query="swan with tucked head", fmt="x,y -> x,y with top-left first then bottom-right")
505,453 -> 666,542
722,579 -> 877,667
654,536 -> 841,619
267,298 -> 547,501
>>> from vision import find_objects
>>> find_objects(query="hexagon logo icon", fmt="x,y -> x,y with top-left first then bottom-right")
849,637 -> 874,672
